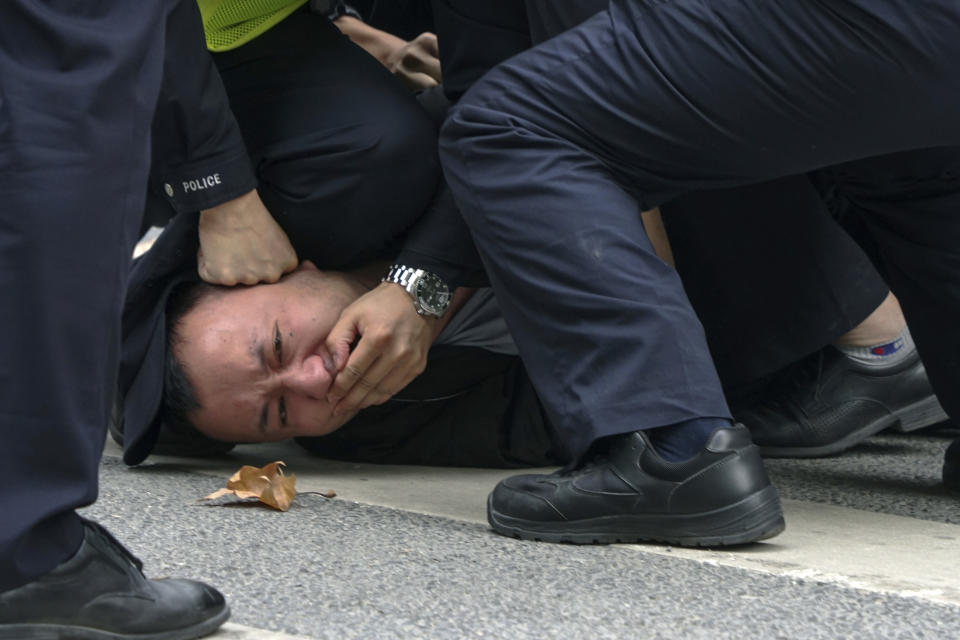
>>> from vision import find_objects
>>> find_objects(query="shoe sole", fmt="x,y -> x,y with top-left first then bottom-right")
0,604 -> 230,640
760,395 -> 950,458
487,485 -> 785,547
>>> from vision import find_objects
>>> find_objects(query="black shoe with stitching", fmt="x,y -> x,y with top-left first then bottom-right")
736,347 -> 947,458
0,518 -> 229,640
487,424 -> 784,546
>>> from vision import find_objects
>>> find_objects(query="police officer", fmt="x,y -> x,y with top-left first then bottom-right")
0,1 -> 287,636
439,0 -> 960,544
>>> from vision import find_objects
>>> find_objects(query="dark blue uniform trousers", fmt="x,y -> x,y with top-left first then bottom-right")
440,0 -> 960,460
0,1 -> 167,591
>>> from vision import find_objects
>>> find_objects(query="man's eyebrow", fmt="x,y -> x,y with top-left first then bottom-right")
252,332 -> 268,435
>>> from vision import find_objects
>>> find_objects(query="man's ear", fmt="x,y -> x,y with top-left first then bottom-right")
298,260 -> 319,272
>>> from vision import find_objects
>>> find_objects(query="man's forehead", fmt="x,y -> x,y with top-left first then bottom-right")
186,284 -> 273,332
178,305 -> 266,395
189,345 -> 267,438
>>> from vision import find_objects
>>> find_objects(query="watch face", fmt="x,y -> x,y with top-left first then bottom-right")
414,273 -> 452,316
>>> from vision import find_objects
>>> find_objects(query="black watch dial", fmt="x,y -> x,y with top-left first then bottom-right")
415,273 -> 452,316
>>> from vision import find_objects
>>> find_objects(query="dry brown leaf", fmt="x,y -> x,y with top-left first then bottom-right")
202,461 -> 296,511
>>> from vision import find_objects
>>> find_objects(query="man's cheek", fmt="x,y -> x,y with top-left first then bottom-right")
289,401 -> 353,437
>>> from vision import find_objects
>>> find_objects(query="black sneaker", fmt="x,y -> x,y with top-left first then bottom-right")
487,424 -> 784,546
945,438 -> 960,494
0,518 -> 229,640
736,347 -> 947,458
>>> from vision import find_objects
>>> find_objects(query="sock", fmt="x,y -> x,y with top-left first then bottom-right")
836,326 -> 915,369
647,417 -> 733,462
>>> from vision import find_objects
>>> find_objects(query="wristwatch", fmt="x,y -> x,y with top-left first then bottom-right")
382,264 -> 452,318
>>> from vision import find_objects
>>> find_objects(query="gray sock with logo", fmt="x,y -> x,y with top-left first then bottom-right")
836,326 -> 915,369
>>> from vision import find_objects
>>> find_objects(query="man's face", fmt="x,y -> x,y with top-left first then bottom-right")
175,262 -> 366,442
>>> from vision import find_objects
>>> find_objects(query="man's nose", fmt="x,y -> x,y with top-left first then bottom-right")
283,355 -> 332,398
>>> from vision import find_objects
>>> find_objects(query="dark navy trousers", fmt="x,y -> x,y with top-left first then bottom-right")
0,2 -> 167,590
440,0 -> 960,459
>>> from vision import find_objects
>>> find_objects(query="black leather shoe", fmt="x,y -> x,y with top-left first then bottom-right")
487,424 -> 785,546
0,519 -> 229,640
736,347 -> 947,458
945,438 -> 960,494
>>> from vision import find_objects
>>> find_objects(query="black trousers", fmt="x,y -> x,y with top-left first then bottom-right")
0,1 -> 169,591
211,7 -> 440,269
440,0 -> 960,459
432,0 -> 890,390
663,176 -> 889,389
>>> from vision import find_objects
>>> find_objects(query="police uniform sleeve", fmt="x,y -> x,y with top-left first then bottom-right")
393,180 -> 488,288
149,0 -> 257,214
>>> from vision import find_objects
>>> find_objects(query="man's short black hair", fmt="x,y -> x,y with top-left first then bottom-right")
155,281 -> 236,456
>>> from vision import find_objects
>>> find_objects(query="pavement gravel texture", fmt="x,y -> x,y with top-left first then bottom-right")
764,430 -> 958,524
88,454 -> 960,640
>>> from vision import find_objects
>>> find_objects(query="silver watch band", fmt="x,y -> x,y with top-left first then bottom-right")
382,265 -> 423,293
382,264 -> 452,317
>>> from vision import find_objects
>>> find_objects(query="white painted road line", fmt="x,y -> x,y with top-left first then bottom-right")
642,499 -> 960,606
211,622 -> 314,639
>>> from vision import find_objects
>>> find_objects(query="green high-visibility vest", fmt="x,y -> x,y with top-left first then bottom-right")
197,0 -> 309,51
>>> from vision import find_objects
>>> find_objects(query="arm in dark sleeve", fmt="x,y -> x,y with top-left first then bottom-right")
394,179 -> 488,287
392,0 -> 534,288
149,0 -> 257,214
